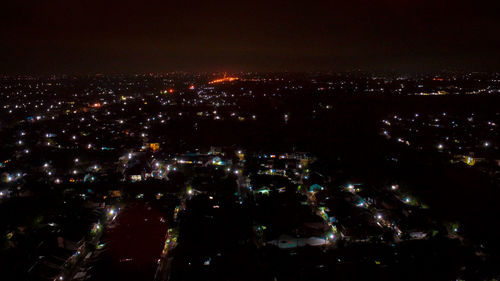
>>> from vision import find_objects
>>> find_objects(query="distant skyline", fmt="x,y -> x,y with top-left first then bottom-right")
1,0 -> 499,74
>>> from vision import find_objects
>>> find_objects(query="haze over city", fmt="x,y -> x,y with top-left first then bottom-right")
1,0 -> 500,73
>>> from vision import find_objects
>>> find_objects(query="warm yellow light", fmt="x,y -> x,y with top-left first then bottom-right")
149,143 -> 160,152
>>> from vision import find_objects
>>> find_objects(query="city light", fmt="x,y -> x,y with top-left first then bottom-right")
0,70 -> 498,279
209,77 -> 239,84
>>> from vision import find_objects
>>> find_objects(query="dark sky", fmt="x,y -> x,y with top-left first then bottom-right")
1,0 -> 499,74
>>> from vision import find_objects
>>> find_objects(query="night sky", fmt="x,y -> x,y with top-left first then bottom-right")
1,0 -> 499,74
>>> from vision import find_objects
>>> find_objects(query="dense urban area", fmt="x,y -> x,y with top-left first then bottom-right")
1,72 -> 499,281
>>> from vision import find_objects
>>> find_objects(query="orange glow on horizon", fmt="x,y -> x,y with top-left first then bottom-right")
209,77 -> 239,84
